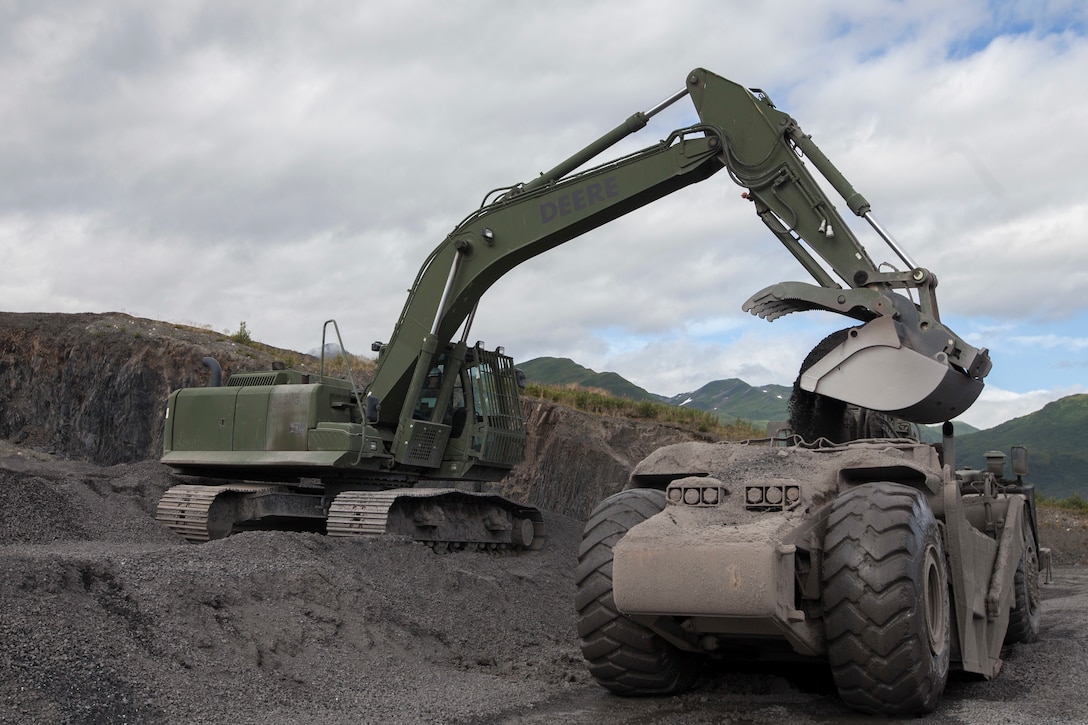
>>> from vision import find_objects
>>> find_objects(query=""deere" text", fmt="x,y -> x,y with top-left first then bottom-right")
539,176 -> 620,224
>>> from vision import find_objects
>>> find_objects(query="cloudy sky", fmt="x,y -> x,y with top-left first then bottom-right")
3,1 -> 1086,430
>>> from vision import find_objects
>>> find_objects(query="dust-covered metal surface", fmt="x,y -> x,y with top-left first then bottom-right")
615,440 -> 946,658
582,437 -> 1044,717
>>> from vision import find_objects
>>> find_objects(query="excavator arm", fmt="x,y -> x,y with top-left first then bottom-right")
688,70 -> 990,422
370,68 -> 989,430
367,124 -> 726,430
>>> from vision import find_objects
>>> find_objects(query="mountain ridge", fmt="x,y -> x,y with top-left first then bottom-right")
518,356 -> 1086,498
952,394 -> 1088,499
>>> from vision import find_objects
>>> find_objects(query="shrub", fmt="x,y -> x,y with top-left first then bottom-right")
230,321 -> 252,344
522,382 -> 763,440
1038,493 -> 1088,513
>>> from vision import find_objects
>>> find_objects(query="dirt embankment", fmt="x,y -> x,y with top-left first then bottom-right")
501,399 -> 710,520
0,312 -> 288,464
1037,506 -> 1088,566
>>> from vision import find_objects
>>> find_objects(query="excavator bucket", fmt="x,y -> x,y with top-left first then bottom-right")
798,316 -> 984,424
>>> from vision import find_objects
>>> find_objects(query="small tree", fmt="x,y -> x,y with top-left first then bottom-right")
230,321 -> 252,344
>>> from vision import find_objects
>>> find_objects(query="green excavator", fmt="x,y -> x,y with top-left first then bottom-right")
157,68 -> 993,565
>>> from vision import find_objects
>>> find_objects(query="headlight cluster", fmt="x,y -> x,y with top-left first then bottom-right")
666,480 -> 727,507
745,483 -> 801,511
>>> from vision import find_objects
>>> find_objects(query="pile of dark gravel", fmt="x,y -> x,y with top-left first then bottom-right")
0,453 -> 588,724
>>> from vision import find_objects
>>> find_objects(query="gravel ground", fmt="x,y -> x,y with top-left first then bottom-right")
0,451 -> 586,725
1,444 -> 1086,724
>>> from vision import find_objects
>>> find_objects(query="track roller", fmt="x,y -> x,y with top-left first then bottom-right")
327,488 -> 545,551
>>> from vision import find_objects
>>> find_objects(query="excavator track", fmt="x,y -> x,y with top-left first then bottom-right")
156,484 -> 546,552
327,488 -> 545,552
155,483 -> 279,543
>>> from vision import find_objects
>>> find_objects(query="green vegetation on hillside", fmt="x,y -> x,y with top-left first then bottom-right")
1038,494 -> 1088,513
229,321 -> 253,344
954,394 -> 1088,499
524,382 -> 764,440
518,357 -> 661,402
519,357 -> 794,426
666,378 -> 793,427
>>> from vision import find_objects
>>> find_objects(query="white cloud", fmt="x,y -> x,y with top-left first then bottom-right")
957,384 -> 1088,430
1008,334 -> 1088,351
2,1 -> 1086,427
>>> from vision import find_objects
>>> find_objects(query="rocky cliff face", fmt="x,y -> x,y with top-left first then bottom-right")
0,312 -> 289,464
0,312 -> 706,519
501,399 -> 708,519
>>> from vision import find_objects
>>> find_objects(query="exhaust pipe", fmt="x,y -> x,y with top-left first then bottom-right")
942,421 -> 955,472
202,357 -> 222,387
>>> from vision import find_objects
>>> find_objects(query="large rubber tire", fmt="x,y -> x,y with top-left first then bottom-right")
575,488 -> 699,695
789,329 -> 851,443
822,482 -> 951,716
1005,527 -> 1042,644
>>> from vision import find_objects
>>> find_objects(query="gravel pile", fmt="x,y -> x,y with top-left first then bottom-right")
0,452 -> 587,724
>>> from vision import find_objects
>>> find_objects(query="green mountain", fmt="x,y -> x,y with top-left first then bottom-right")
518,358 -> 791,424
517,357 -> 661,402
664,379 -> 794,425
917,420 -> 981,443
953,394 -> 1088,499
518,358 -> 1086,499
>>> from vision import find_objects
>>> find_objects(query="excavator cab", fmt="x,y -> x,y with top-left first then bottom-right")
465,349 -> 526,465
394,343 -> 526,476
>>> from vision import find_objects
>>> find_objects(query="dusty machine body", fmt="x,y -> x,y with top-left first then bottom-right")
579,432 -> 1044,715
566,72 -> 1042,716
